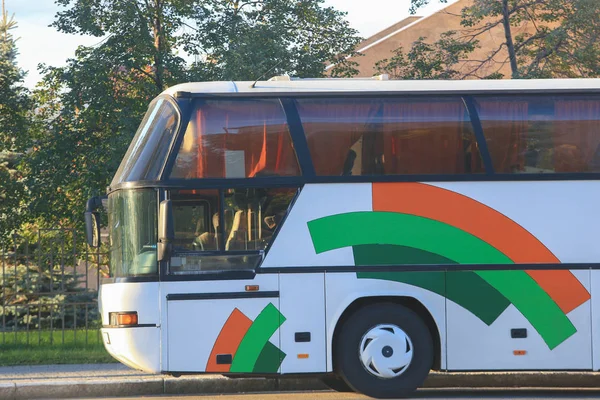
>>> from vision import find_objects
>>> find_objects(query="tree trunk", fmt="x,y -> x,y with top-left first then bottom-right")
152,0 -> 165,91
502,0 -> 520,78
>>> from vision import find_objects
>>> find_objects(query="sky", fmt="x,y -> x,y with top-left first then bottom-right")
6,0 -> 457,88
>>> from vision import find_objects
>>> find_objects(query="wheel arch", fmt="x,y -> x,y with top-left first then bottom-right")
331,296 -> 442,371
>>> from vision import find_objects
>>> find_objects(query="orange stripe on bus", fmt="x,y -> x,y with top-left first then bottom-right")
372,183 -> 589,313
206,309 -> 253,372
526,270 -> 590,314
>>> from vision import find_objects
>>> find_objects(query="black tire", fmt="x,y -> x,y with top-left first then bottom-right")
335,303 -> 433,399
320,374 -> 353,392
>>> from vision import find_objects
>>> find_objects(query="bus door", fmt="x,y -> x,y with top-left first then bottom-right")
161,188 -> 287,374
163,274 -> 280,374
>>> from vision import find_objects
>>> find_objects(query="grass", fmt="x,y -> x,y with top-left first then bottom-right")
0,329 -> 118,366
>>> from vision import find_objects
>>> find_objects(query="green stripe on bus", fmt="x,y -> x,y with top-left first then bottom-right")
230,303 -> 285,373
309,213 -> 577,348
446,270 -> 511,326
252,341 -> 286,373
353,244 -> 511,325
353,244 -> 457,266
476,270 -> 576,350
308,212 -> 513,264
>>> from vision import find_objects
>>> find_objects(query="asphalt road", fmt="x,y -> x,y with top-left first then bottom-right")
100,388 -> 600,400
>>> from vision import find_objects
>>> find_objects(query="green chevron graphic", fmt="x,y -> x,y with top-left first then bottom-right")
308,212 -> 579,350
230,303 -> 286,373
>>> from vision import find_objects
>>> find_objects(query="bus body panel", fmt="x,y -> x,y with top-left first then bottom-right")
279,273 -> 327,374
101,326 -> 161,373
591,271 -> 600,370
447,269 -> 592,370
99,282 -> 160,326
99,282 -> 161,373
161,275 -> 280,373
262,181 -> 597,371
261,183 -> 373,269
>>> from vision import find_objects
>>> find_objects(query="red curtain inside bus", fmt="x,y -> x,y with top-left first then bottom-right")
298,98 -> 483,176
477,100 -> 529,173
554,100 -> 600,172
171,100 -> 300,179
382,101 -> 473,175
476,97 -> 600,174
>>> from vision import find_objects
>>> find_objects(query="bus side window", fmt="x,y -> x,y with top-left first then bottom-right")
474,95 -> 600,174
171,190 -> 219,251
297,97 -> 485,176
223,187 -> 297,252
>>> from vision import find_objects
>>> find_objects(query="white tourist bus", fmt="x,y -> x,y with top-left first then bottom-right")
86,77 -> 600,399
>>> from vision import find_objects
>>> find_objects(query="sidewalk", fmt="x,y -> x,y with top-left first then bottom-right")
2,364 -> 600,399
0,364 -> 325,399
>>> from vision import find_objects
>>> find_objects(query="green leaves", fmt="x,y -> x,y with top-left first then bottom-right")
405,0 -> 600,80
0,5 -> 31,241
185,0 -> 362,80
375,32 -> 478,80
18,0 -> 361,237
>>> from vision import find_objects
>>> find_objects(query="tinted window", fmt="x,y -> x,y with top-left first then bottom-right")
169,187 -> 297,275
297,97 -> 484,176
475,95 -> 600,173
108,189 -> 158,277
172,190 -> 219,251
171,99 -> 300,179
112,98 -> 179,185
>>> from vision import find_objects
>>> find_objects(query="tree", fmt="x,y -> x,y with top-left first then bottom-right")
185,0 -> 362,79
407,0 -> 600,79
375,32 -> 483,80
0,0 -> 30,242
25,0 -> 361,233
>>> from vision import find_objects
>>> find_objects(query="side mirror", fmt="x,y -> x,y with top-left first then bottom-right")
158,199 -> 174,262
85,211 -> 101,248
85,196 -> 105,248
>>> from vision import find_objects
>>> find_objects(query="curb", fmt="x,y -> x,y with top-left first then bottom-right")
4,371 -> 600,399
424,371 -> 600,388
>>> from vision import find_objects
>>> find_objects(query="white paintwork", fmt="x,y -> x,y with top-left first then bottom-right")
99,282 -> 160,326
102,326 -> 161,373
261,183 -> 372,268
446,270 -> 591,370
431,181 -> 600,263
163,274 -> 278,372
591,271 -> 600,371
279,273 -> 327,373
162,78 -> 600,97
325,273 -> 447,371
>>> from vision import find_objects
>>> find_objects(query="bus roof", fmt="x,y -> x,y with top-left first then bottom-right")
162,77 -> 600,97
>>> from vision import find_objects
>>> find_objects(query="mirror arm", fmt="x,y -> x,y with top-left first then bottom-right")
158,200 -> 174,262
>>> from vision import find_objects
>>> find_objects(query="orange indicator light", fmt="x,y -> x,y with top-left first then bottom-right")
513,350 -> 527,356
110,312 -> 138,326
245,285 -> 259,292
297,354 -> 309,359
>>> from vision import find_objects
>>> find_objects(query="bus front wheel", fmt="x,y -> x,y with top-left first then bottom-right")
335,303 -> 433,399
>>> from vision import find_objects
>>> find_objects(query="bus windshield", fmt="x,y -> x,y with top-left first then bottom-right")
108,189 -> 158,278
